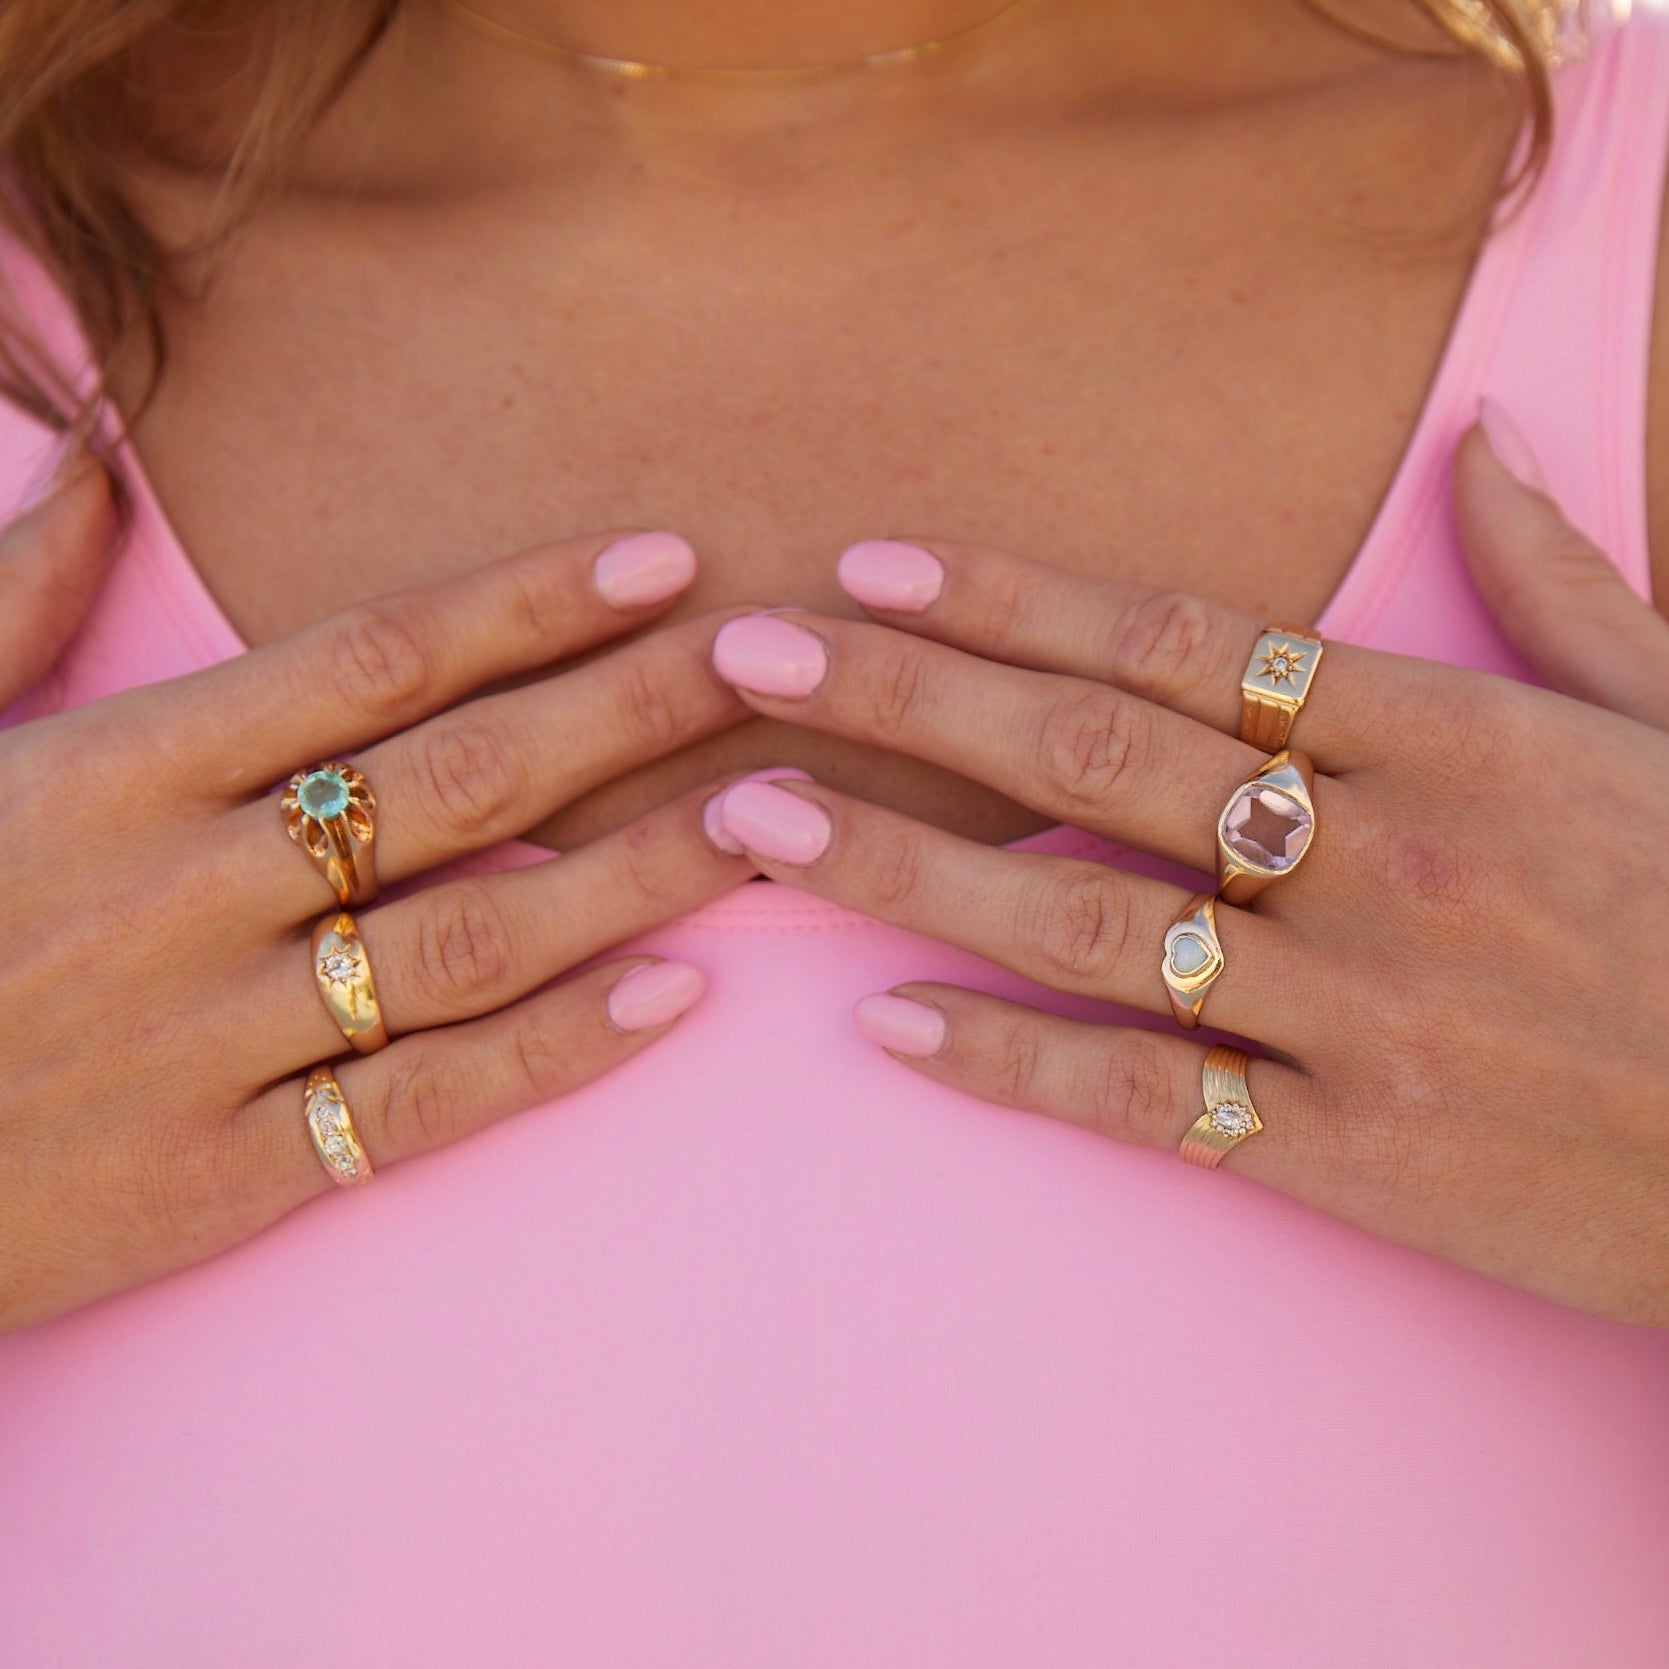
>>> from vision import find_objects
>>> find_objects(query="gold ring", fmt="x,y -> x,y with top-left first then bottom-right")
310,911 -> 390,1054
282,762 -> 378,906
1179,1045 -> 1264,1169
1216,747 -> 1316,906
1160,892 -> 1224,1029
304,1065 -> 375,1187
1240,623 -> 1324,750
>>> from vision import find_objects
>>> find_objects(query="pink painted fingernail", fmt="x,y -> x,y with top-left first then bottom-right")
854,993 -> 946,1058
592,530 -> 698,609
712,613 -> 828,698
607,960 -> 705,1032
702,768 -> 813,855
717,779 -> 831,865
836,540 -> 944,613
1477,398 -> 1548,494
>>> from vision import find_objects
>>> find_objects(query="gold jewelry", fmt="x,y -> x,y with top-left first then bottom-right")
310,912 -> 390,1055
1216,748 -> 1317,906
1294,0 -> 1586,70
1240,624 -> 1324,751
436,0 -> 1046,81
304,1065 -> 375,1187
282,763 -> 378,907
1161,892 -> 1225,1030
1179,1045 -> 1264,1169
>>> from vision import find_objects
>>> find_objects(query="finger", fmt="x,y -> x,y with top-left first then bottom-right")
1456,402 -> 1669,729
712,608 -> 1272,871
234,611 -> 749,914
0,440 -> 116,709
124,528 -> 700,790
265,779 -> 757,1065
848,981 -> 1325,1192
832,536 -> 1406,768
236,954 -> 706,1214
708,775 -> 1319,1047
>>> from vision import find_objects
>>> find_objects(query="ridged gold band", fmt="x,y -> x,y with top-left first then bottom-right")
1179,1046 -> 1264,1169
1239,624 -> 1324,751
310,911 -> 390,1054
304,1065 -> 375,1187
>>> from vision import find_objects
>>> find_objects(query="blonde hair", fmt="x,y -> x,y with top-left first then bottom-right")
0,0 -> 1556,434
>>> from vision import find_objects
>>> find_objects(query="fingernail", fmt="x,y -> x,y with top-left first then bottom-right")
702,767 -> 813,855
716,779 -> 831,865
1477,398 -> 1548,494
836,540 -> 944,613
712,613 -> 828,698
607,960 -> 705,1032
592,530 -> 698,609
18,431 -> 86,514
854,993 -> 946,1058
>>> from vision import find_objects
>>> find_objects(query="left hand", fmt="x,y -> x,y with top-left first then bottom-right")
704,411 -> 1669,1327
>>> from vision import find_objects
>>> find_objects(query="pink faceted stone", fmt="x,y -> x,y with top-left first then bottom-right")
1223,784 -> 1312,871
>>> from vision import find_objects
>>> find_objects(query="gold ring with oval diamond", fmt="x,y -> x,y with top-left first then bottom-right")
303,1064 -> 375,1187
310,911 -> 389,1054
282,762 -> 378,907
1161,892 -> 1225,1029
1240,623 -> 1324,750
1216,747 -> 1316,906
1179,1045 -> 1264,1169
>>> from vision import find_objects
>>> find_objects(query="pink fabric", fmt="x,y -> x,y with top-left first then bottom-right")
4,10 -> 1669,1664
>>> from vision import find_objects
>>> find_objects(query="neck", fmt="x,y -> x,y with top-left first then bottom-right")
438,0 -> 1033,72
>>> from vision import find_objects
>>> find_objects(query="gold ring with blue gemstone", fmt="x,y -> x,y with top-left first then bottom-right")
282,762 -> 378,906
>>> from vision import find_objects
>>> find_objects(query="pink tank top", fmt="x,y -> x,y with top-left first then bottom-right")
3,12 -> 1668,1664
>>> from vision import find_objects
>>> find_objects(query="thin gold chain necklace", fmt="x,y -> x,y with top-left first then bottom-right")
434,0 -> 1049,81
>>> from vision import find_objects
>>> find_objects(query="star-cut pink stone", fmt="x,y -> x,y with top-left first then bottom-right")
1223,784 -> 1312,871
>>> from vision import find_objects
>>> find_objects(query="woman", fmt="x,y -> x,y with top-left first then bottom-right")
1,0 -> 1666,1661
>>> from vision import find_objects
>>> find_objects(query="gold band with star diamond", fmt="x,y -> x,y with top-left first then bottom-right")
310,911 -> 390,1054
1239,624 -> 1324,750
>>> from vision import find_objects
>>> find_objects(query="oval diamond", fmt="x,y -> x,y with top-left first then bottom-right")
1209,1102 -> 1255,1138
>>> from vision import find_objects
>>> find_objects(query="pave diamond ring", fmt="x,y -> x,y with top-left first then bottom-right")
304,1065 -> 375,1188
1179,1045 -> 1265,1170
282,762 -> 379,906
310,911 -> 390,1054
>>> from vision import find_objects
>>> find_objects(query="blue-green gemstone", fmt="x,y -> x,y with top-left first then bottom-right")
297,769 -> 350,820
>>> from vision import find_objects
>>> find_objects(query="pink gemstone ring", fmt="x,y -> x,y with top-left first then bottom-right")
1215,748 -> 1316,905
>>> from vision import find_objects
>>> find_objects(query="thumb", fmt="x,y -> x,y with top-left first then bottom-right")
0,433 -> 117,712
1454,397 -> 1669,730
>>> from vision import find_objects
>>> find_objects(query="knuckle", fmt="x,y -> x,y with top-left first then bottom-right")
865,643 -> 931,739
413,719 -> 527,840
328,603 -> 435,719
1110,589 -> 1217,698
1036,685 -> 1146,814
411,882 -> 516,1008
378,1048 -> 464,1155
507,1013 -> 576,1105
866,828 -> 925,912
499,554 -> 575,645
988,1015 -> 1045,1107
1030,868 -> 1133,988
610,815 -> 682,910
971,560 -> 1035,643
1084,1034 -> 1172,1146
611,654 -> 687,754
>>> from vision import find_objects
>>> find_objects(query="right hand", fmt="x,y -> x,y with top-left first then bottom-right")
0,444 -> 757,1333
